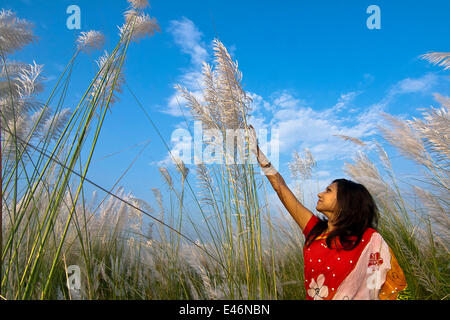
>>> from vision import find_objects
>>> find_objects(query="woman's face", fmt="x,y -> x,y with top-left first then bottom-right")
316,182 -> 339,222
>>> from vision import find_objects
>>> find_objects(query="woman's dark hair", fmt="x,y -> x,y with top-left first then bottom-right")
305,179 -> 379,250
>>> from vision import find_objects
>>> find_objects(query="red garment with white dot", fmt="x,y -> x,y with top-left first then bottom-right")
303,215 -> 376,300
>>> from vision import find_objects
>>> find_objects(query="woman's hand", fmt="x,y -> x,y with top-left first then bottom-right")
248,125 -> 277,175
248,125 -> 313,229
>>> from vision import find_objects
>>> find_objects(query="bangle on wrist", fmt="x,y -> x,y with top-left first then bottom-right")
260,161 -> 271,168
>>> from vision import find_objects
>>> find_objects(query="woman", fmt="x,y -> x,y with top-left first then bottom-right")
249,126 -> 408,300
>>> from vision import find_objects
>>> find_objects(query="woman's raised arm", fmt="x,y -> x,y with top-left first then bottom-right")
249,125 -> 313,231
264,171 -> 313,231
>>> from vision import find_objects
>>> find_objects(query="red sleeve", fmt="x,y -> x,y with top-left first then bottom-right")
302,214 -> 320,238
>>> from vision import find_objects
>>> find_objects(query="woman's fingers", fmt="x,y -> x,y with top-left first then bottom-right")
248,124 -> 271,167
248,125 -> 258,155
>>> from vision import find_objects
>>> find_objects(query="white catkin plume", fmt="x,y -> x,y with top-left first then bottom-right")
288,149 -> 316,180
151,188 -> 163,213
175,83 -> 215,130
197,266 -> 218,299
151,187 -> 167,243
127,197 -> 152,234
159,166 -> 173,188
95,187 -> 130,235
28,106 -> 52,138
420,52 -> 450,71
91,263 -> 102,292
354,176 -> 393,200
127,0 -> 150,9
374,141 -> 392,172
0,60 -> 27,78
178,242 -> 204,271
0,9 -> 36,55
3,114 -> 29,153
334,134 -> 367,146
97,188 -> 123,227
344,151 -> 381,181
14,60 -> 44,97
92,50 -> 126,105
76,30 -> 105,53
172,155 -> 189,179
433,92 -> 450,109
184,275 -> 200,300
120,12 -> 160,42
413,186 -> 450,243
0,62 -> 44,154
408,94 -> 450,161
195,163 -> 215,207
115,195 -> 132,234
125,199 -> 142,234
0,11 -> 46,157
379,112 -> 433,168
0,62 -> 43,112
175,39 -> 253,131
0,61 -> 25,98
1,62 -> 44,119
343,151 -> 396,200
212,39 -> 253,129
40,108 -> 71,141
202,62 -> 220,127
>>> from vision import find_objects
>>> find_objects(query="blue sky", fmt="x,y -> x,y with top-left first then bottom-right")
3,0 -> 450,225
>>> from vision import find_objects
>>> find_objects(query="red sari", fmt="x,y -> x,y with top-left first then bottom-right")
303,215 -> 407,300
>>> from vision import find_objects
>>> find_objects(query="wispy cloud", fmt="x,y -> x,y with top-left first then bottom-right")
271,90 -> 306,110
376,72 -> 439,109
161,18 -> 209,117
167,17 -> 208,67
393,73 -> 437,94
164,70 -> 204,117
249,89 -> 374,162
330,91 -> 361,113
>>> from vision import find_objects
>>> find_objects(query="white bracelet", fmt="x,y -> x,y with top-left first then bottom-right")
260,161 -> 271,168
261,163 -> 277,176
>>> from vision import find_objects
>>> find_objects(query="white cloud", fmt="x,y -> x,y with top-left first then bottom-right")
247,92 -> 273,113
153,18 -> 211,165
164,92 -> 189,117
167,17 -> 208,66
249,90 -> 379,162
162,19 -> 209,117
163,82 -> 203,118
376,73 -> 439,109
149,156 -> 172,168
177,69 -> 204,89
394,73 -> 437,94
272,90 -> 304,109
330,91 -> 360,112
